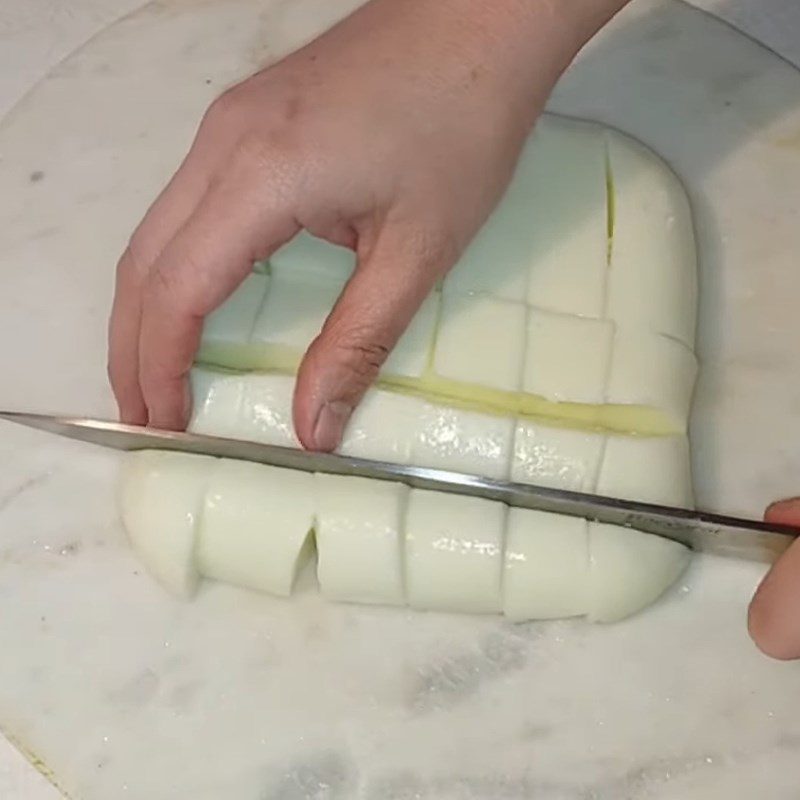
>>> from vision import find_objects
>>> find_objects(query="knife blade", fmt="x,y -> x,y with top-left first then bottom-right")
1,409 -> 797,562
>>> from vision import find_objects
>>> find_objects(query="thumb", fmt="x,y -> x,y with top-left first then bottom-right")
748,498 -> 800,660
293,227 -> 452,451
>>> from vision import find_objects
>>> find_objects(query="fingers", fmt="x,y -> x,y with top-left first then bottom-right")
108,145 -> 217,424
108,250 -> 149,424
139,151 -> 299,429
293,226 -> 454,450
748,498 -> 800,660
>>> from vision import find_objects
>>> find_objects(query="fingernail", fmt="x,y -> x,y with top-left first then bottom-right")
313,400 -> 352,451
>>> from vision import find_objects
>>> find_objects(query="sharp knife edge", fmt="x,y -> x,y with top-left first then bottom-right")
1,410 -> 797,562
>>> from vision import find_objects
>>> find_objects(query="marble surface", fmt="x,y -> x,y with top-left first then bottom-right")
2,1 -> 800,798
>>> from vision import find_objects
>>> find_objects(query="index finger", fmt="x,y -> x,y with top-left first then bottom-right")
138,160 -> 298,429
108,150 -> 214,424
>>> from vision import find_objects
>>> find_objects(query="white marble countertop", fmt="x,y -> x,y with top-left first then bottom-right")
1,1 -> 799,797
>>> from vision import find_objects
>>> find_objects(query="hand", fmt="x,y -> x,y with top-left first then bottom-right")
108,0 -> 629,449
749,499 -> 800,659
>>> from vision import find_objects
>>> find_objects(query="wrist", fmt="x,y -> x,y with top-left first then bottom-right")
440,0 -> 631,114
350,0 -> 629,132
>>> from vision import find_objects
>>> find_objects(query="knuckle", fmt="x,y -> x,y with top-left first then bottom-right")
144,260 -> 172,301
326,329 -> 390,386
267,87 -> 307,130
125,232 -> 153,276
203,80 -> 307,175
203,86 -> 245,127
142,259 -> 189,316
348,341 -> 390,375
142,261 -> 192,328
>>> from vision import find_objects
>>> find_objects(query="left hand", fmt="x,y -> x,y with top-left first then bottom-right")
106,0 -> 631,449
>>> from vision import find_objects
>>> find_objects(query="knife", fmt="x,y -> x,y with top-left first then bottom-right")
1,410 -> 797,562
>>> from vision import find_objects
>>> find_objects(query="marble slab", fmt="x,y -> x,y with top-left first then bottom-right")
2,1 -> 800,798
